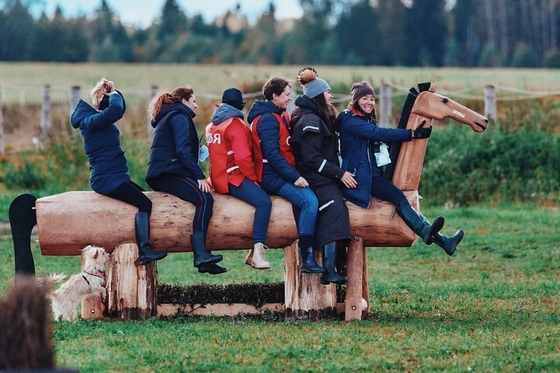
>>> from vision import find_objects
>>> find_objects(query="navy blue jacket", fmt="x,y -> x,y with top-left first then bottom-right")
146,103 -> 205,185
248,100 -> 300,194
71,93 -> 130,195
335,108 -> 412,208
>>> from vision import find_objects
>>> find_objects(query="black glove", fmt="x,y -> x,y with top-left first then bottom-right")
413,120 -> 432,138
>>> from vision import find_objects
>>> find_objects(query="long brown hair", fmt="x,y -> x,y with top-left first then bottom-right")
312,94 -> 338,134
148,86 -> 194,122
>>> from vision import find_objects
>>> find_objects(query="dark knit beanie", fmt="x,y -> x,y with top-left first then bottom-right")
222,88 -> 245,110
351,81 -> 375,103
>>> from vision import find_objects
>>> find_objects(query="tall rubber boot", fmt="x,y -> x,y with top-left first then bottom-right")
299,236 -> 323,273
320,242 -> 347,285
190,231 -> 223,267
396,202 -> 444,245
432,230 -> 464,256
336,241 -> 348,276
135,212 -> 167,265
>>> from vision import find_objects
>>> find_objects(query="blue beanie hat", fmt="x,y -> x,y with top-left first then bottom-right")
298,67 -> 331,99
303,77 -> 331,99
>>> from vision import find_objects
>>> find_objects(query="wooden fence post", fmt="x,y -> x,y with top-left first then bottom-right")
484,84 -> 497,121
0,85 -> 4,154
148,85 -> 158,138
380,82 -> 392,127
41,85 -> 51,138
70,85 -> 80,115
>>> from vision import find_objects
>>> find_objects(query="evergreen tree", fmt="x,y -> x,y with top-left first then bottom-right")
0,0 -> 35,60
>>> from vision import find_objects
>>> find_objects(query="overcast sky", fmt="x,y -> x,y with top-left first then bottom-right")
32,0 -> 304,28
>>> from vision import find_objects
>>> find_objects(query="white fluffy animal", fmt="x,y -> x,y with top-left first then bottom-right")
48,245 -> 110,321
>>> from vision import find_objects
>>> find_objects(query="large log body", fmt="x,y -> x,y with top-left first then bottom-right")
35,190 -> 419,256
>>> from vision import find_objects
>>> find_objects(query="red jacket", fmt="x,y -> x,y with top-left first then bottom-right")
250,111 -> 295,182
206,117 -> 257,194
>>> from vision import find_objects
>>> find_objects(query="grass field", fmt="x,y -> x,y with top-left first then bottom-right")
2,63 -> 560,105
1,205 -> 559,372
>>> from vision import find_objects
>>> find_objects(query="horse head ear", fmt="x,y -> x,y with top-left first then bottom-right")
429,83 -> 437,93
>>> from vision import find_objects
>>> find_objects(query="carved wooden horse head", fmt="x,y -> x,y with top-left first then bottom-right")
385,82 -> 488,191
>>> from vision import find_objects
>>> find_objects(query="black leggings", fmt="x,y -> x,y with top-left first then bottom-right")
106,181 -> 152,214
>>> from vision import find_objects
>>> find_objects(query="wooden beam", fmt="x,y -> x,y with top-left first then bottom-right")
35,190 -> 419,256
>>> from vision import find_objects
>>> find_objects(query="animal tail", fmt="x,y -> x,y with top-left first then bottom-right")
39,273 -> 67,287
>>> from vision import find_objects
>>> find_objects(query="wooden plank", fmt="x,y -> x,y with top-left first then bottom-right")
35,191 -> 419,256
157,303 -> 284,317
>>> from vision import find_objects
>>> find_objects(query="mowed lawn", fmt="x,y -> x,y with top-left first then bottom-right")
0,205 -> 558,372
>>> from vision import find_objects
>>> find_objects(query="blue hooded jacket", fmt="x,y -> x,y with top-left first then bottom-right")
146,103 -> 205,184
248,100 -> 300,194
71,93 -> 130,195
335,108 -> 412,208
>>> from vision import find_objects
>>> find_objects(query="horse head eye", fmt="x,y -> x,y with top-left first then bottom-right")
442,97 -> 449,103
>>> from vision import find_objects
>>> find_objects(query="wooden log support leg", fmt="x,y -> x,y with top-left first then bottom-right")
106,243 -> 157,320
284,241 -> 337,320
345,236 -> 367,321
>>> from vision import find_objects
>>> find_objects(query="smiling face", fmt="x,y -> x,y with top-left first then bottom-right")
357,94 -> 375,115
323,90 -> 333,105
271,85 -> 292,110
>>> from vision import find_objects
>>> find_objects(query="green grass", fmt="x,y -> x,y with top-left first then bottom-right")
1,205 -> 559,372
2,63 -> 560,105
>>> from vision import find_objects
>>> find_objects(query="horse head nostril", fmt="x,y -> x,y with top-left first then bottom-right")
442,98 -> 449,103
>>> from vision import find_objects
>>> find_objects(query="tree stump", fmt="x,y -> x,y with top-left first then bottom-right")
105,243 -> 157,320
284,241 -> 337,320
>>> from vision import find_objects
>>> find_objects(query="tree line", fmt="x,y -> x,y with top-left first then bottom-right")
2,0 -> 560,67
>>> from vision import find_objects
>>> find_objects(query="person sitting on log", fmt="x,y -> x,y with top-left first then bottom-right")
71,78 -> 166,265
248,76 -> 323,274
206,88 -> 273,270
335,81 -> 463,255
146,86 -> 226,275
290,67 -> 356,285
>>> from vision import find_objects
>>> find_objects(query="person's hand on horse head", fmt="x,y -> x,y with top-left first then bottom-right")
413,120 -> 432,139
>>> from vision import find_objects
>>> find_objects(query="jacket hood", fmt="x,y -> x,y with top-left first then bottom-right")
247,100 -> 282,124
71,100 -> 98,128
210,103 -> 245,124
151,103 -> 195,128
291,95 -> 321,125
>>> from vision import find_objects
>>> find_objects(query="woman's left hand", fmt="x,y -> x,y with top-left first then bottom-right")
198,179 -> 211,193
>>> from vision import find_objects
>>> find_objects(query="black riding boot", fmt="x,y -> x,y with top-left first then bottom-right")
320,242 -> 347,285
336,241 -> 348,276
191,231 -> 223,268
299,236 -> 323,273
396,202 -> 444,245
135,212 -> 167,265
432,230 -> 464,256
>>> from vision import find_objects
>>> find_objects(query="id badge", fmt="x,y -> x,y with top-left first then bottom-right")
199,145 -> 209,162
375,143 -> 391,167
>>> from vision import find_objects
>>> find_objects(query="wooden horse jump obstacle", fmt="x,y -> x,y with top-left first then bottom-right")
9,83 -> 488,321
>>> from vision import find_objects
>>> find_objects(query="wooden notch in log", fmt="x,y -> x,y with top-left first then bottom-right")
35,190 -> 419,256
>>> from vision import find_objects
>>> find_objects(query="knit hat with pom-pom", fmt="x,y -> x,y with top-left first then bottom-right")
297,67 -> 330,99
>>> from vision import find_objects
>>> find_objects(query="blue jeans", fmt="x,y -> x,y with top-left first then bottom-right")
228,178 -> 272,244
276,183 -> 318,237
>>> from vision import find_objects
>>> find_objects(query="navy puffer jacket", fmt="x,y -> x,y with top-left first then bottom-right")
146,103 -> 205,185
71,93 -> 130,195
248,100 -> 300,194
335,108 -> 412,208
